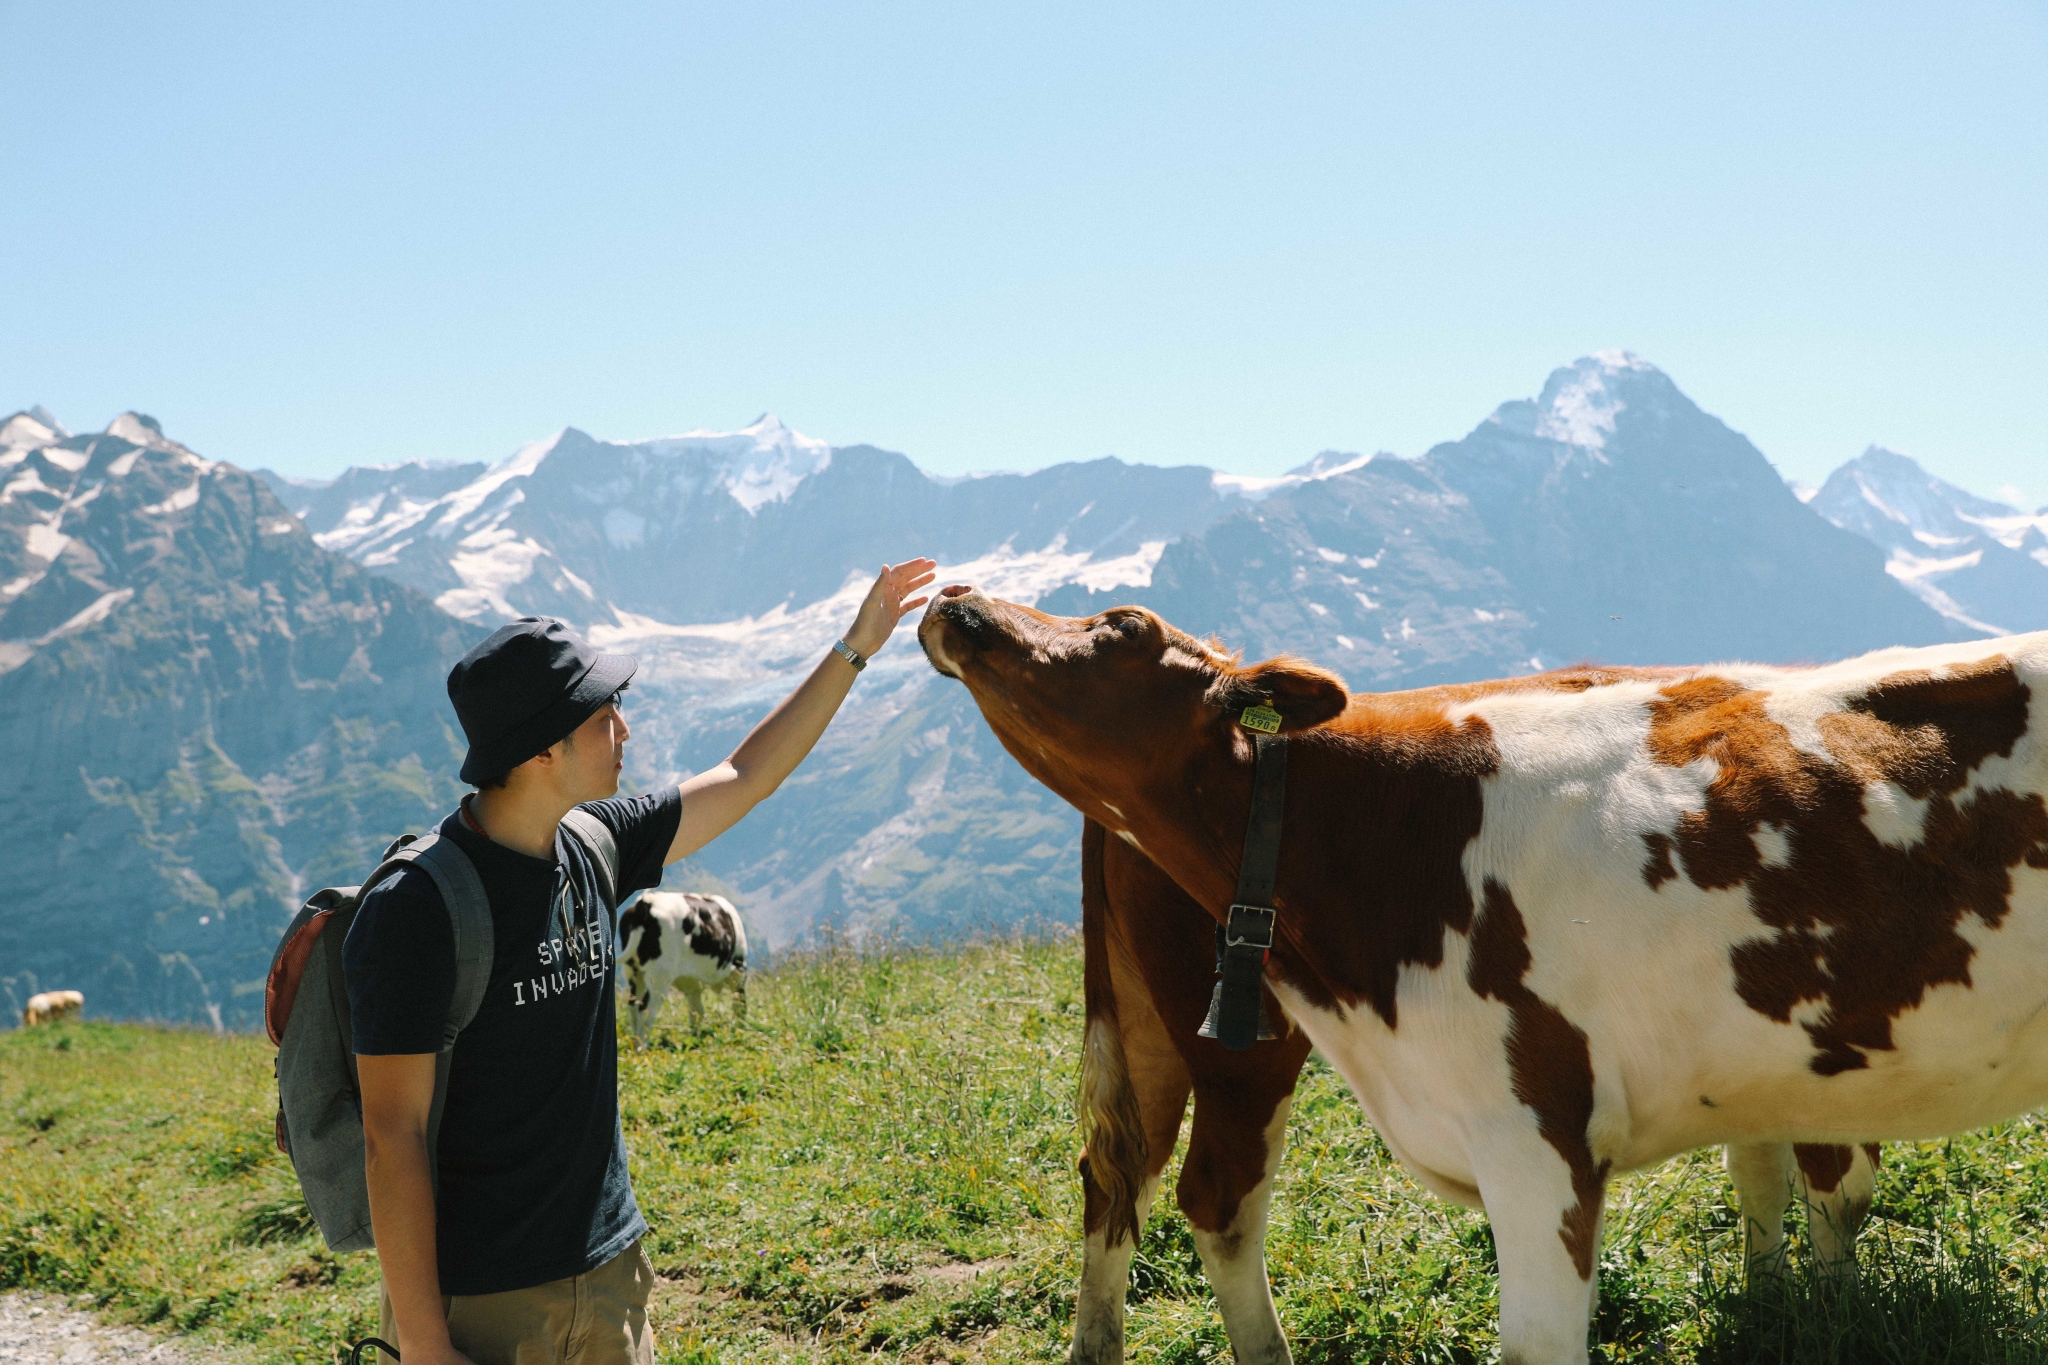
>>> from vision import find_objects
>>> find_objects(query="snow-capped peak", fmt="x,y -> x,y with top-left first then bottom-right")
1809,445 -> 2048,637
105,412 -> 168,447
1532,352 -> 1657,451
418,428 -> 569,537
642,412 -> 833,513
1480,352 -> 1668,453
2,407 -> 69,450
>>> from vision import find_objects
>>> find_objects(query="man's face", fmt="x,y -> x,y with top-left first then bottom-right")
556,695 -> 630,802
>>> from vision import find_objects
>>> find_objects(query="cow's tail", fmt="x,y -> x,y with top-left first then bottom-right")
1078,820 -> 1148,1249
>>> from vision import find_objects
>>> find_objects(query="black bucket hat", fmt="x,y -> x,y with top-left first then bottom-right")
448,617 -> 638,785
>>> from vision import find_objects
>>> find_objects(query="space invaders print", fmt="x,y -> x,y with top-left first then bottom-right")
510,895 -> 615,1007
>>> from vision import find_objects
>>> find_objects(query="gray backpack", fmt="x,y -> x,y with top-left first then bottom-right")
264,809 -> 618,1252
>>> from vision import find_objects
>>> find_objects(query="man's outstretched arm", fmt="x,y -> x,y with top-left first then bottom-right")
358,1052 -> 473,1365
666,558 -> 935,865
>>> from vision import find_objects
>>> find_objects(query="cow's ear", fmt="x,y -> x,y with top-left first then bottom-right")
1209,657 -> 1349,732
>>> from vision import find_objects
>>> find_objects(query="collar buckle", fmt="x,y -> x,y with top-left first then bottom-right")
1224,903 -> 1276,952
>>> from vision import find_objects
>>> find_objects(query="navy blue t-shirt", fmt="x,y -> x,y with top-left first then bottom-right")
342,789 -> 681,1296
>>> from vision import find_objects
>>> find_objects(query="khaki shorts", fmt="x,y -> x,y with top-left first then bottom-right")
377,1239 -> 654,1365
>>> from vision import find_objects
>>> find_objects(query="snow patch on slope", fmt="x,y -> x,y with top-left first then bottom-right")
434,432 -> 563,537
0,588 -> 136,674
591,537 -> 1169,659
1213,451 -> 1374,502
1883,553 -> 2005,635
139,481 -> 201,516
438,529 -> 556,620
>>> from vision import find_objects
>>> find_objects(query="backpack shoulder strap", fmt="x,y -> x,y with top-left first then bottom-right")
558,807 -> 619,912
386,833 -> 494,1048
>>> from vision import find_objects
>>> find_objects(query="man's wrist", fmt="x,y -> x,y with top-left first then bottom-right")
832,638 -> 870,671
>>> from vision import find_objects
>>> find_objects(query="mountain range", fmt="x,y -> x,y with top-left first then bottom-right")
0,408 -> 477,1028
1806,446 -> 2048,637
5,353 -> 2038,1025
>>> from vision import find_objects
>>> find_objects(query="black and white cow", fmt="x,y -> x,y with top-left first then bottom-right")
617,891 -> 748,1042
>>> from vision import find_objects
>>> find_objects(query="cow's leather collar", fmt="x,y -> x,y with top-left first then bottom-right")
1199,731 -> 1287,1050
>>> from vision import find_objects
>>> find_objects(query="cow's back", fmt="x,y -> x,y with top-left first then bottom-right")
1438,632 -> 2048,1165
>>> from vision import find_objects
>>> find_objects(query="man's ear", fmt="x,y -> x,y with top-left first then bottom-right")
1208,656 -> 1350,733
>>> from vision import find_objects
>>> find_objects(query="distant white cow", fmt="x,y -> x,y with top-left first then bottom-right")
617,892 -> 747,1043
22,990 -> 84,1027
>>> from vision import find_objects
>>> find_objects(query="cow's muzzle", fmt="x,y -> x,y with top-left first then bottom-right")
918,583 -> 981,678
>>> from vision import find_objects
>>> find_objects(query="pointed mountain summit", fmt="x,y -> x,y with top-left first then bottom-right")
2,408 -> 68,450
1482,350 -> 1672,452
1810,447 -> 2048,635
104,412 -> 166,445
1424,353 -> 1966,665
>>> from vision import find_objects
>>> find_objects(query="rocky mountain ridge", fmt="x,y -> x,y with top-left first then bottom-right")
1041,352 -> 1968,675
1806,446 -> 2048,637
4,353 -> 2017,1020
0,408 -> 477,1028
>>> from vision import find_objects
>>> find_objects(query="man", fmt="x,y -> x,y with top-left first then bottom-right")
346,558 -> 936,1365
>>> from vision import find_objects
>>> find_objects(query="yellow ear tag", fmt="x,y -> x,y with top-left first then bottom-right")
1239,700 -> 1282,734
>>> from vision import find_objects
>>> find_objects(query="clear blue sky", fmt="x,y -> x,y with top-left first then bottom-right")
5,2 -> 2044,503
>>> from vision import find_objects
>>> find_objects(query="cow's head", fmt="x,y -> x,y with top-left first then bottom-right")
918,585 -> 1347,830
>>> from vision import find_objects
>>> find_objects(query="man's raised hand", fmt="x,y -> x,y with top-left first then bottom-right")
845,558 -> 938,658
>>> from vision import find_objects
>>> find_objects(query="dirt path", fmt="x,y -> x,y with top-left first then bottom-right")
0,1293 -> 200,1363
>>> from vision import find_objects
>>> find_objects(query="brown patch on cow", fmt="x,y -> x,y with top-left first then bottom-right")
1642,832 -> 1678,889
1467,879 -> 1611,1280
1642,658 -> 2048,1075
1270,702 -> 1502,1026
1793,1143 -> 1855,1193
1829,656 -> 2033,796
1267,667 -> 1688,1025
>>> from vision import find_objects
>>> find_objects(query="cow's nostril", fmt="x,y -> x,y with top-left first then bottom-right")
940,583 -> 974,599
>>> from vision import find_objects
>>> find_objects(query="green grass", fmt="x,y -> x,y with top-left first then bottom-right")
7,935 -> 2048,1362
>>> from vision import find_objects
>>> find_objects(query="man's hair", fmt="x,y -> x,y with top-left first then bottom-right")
469,682 -> 630,791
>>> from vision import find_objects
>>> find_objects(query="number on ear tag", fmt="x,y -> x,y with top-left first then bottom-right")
1239,701 -> 1282,734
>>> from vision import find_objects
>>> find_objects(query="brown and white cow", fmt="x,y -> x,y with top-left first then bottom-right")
21,990 -> 84,1027
1082,822 -> 1883,1363
920,586 -> 2048,1365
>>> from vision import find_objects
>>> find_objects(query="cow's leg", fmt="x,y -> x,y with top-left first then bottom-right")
1476,1144 -> 1606,1365
680,978 -> 706,1030
637,974 -> 667,1042
1179,1083 -> 1299,1365
1725,1143 -> 1796,1274
731,969 -> 748,1020
622,965 -> 652,1047
1071,820 -> 1194,1365
1794,1143 -> 1878,1273
1072,1005 -> 1190,1364
1101,822 -> 1312,1365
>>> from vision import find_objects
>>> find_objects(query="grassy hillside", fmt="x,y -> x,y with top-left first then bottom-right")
6,936 -> 2048,1363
